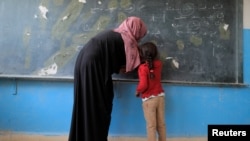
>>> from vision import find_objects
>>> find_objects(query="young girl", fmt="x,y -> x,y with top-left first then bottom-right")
136,42 -> 166,141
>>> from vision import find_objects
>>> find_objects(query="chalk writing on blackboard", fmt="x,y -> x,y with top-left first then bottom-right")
0,0 -> 243,84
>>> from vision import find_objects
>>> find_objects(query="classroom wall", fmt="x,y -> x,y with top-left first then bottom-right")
1,1 -> 250,141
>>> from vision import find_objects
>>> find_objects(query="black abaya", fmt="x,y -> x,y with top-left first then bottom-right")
69,30 -> 126,141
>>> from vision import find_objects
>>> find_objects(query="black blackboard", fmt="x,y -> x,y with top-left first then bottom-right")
0,0 -> 243,84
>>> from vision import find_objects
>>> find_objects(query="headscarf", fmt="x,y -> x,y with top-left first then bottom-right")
114,16 -> 147,72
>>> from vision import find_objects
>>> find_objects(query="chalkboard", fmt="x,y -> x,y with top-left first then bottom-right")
0,0 -> 243,84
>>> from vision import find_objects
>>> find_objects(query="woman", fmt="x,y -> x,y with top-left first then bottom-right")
69,16 -> 147,141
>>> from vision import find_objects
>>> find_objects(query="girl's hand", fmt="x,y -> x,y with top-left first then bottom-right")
135,91 -> 140,97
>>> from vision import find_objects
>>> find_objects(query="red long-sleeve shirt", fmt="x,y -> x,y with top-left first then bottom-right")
136,60 -> 164,98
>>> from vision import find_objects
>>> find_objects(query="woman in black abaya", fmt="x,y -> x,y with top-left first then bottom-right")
68,16 -> 147,141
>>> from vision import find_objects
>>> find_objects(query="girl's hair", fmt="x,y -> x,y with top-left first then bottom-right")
139,42 -> 159,79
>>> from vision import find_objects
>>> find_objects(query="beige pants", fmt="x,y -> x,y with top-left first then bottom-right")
142,96 -> 166,141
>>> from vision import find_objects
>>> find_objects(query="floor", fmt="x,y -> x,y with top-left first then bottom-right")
0,132 -> 207,141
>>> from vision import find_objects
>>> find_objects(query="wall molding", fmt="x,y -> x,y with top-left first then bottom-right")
244,0 -> 250,28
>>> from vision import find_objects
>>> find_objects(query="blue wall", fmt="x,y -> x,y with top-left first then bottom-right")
0,29 -> 250,137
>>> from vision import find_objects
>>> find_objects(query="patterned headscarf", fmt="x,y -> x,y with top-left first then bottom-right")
114,16 -> 147,72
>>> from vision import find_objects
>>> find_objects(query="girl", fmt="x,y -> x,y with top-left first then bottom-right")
136,42 -> 167,141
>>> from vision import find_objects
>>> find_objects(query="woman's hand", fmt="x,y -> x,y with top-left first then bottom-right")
119,65 -> 126,73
